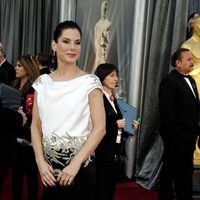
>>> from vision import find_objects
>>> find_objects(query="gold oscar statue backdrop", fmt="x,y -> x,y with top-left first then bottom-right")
181,16 -> 200,165
93,1 -> 111,73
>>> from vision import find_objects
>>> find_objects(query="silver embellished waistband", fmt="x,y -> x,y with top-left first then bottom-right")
42,132 -> 93,176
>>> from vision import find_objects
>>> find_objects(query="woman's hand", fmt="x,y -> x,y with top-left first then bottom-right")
17,106 -> 27,126
38,160 -> 56,187
117,118 -> 126,128
21,139 -> 31,146
132,118 -> 140,130
57,159 -> 81,187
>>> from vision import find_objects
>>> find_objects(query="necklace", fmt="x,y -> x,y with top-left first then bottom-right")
109,94 -> 114,101
103,90 -> 114,102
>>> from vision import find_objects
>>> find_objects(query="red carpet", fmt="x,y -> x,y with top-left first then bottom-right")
0,169 -> 158,200
114,181 -> 158,200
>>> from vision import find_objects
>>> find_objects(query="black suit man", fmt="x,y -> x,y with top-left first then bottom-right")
158,48 -> 200,200
0,99 -> 26,191
0,49 -> 15,85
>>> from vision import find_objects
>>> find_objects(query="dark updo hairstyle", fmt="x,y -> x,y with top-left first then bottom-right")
94,63 -> 119,83
52,20 -> 82,70
53,20 -> 82,42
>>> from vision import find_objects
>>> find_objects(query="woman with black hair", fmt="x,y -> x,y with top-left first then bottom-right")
94,63 -> 126,200
31,20 -> 105,200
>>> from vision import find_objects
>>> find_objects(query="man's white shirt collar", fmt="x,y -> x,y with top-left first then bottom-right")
0,59 -> 6,67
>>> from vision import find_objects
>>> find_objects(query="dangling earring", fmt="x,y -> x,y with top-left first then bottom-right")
53,50 -> 55,57
51,49 -> 57,70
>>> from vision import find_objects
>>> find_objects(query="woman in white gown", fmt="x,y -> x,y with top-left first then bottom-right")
31,20 -> 106,200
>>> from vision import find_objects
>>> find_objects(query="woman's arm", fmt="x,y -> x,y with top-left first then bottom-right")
31,91 -> 56,186
75,88 -> 106,162
57,88 -> 106,186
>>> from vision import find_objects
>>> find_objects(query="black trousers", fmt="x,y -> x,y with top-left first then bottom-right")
95,161 -> 116,200
12,144 -> 39,200
12,166 -> 39,200
0,167 -> 9,191
42,159 -> 96,200
158,141 -> 194,200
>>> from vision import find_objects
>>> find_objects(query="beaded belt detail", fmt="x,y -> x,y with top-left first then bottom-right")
43,133 -> 93,176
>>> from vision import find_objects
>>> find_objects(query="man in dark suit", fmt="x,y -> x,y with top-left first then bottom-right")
0,48 -> 15,85
0,100 -> 27,191
158,48 -> 200,200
